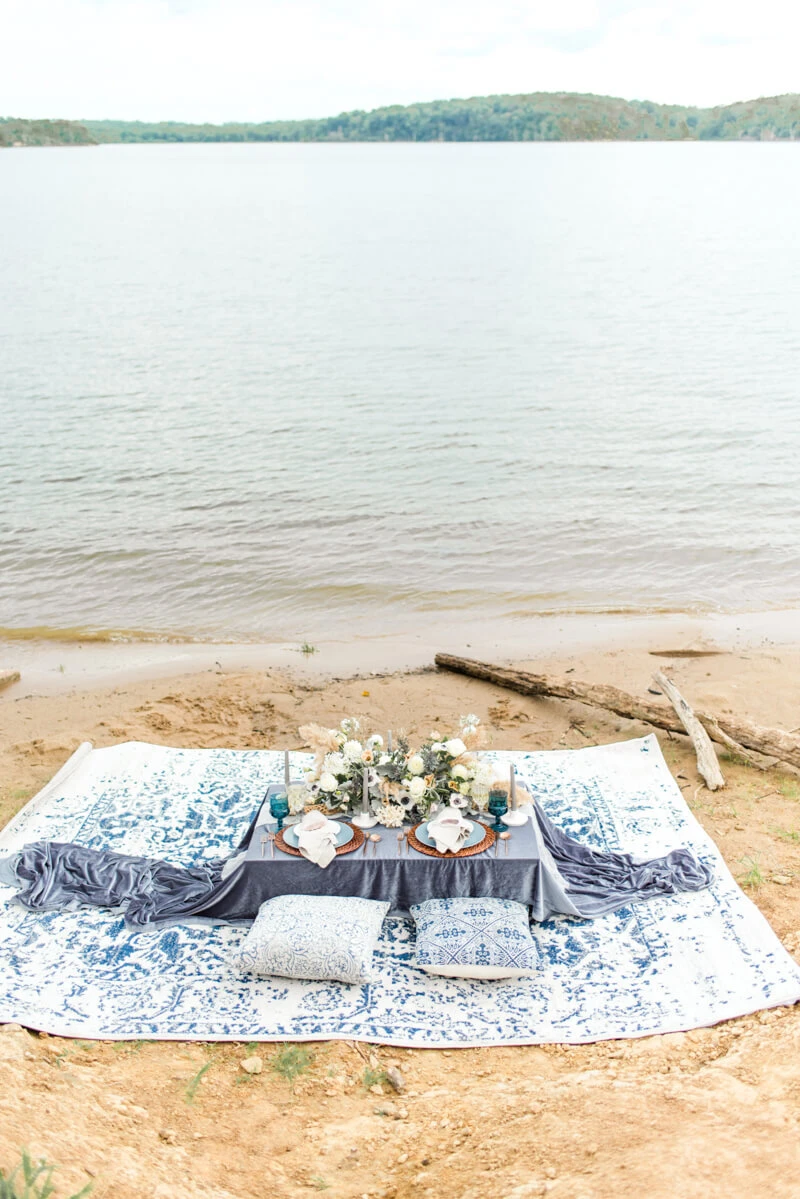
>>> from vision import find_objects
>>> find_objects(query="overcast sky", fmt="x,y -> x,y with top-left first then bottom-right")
3,0 -> 798,123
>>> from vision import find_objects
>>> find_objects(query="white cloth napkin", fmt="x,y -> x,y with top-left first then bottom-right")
296,811 -> 338,869
427,806 -> 471,854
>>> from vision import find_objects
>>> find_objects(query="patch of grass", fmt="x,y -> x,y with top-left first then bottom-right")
184,1060 -> 214,1104
778,779 -> 800,800
9,789 -> 33,802
361,1066 -> 388,1090
309,1178 -> 331,1192
297,642 -> 319,656
738,855 -> 764,889
270,1044 -> 314,1083
0,1150 -> 92,1199
769,825 -> 800,843
110,1039 -> 150,1057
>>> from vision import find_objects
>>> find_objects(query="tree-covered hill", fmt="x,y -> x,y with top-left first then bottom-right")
0,118 -> 96,148
84,92 -> 800,144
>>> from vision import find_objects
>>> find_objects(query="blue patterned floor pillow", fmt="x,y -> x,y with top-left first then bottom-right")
230,894 -> 390,984
410,897 -> 540,980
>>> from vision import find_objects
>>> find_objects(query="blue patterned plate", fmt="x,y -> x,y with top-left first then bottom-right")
416,820 -> 485,852
283,821 -> 354,849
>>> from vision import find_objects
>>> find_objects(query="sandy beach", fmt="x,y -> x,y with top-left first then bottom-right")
1,619 -> 799,1198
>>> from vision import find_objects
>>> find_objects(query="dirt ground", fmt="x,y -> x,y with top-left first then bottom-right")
1,646 -> 799,1198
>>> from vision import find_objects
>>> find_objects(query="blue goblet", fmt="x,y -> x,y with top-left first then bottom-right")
270,790 -> 290,832
487,790 -> 508,832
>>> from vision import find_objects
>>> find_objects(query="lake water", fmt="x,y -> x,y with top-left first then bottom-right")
2,141 -> 800,644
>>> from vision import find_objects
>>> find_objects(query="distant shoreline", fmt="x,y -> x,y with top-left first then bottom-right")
5,90 -> 800,147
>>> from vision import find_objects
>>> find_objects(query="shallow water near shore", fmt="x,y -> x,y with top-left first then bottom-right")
2,141 -> 800,641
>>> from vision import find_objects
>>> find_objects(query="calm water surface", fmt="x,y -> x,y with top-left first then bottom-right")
2,142 -> 800,641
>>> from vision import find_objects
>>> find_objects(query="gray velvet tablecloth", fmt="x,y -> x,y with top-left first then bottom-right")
199,814 -> 580,922
0,800 -> 712,927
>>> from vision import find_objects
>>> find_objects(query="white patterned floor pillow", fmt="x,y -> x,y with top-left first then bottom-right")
410,897 -> 539,980
230,894 -> 390,984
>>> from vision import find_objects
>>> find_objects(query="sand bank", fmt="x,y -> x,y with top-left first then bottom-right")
1,614 -> 799,1198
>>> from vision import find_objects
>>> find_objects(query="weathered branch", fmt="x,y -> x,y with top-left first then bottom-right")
434,653 -> 800,771
0,670 -> 20,693
696,714 -> 769,771
652,671 -> 724,790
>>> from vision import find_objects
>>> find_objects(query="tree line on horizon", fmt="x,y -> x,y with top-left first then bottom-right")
4,92 -> 800,147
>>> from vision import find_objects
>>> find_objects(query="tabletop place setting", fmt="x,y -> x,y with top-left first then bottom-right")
255,722 -> 531,872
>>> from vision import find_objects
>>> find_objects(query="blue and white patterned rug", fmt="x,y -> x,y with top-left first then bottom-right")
1,735 -> 798,1045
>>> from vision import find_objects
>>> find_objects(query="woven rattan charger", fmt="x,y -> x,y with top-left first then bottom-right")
407,820 -> 495,858
274,821 -> 365,858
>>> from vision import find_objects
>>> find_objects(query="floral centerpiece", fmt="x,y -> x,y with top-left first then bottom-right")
294,715 -> 499,825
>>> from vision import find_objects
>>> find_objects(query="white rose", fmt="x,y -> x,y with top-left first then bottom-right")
408,776 -> 426,798
459,781 -> 472,795
319,772 -> 338,793
343,739 -> 363,761
445,738 -> 467,757
451,764 -> 469,780
407,754 -> 425,775
323,752 -> 345,775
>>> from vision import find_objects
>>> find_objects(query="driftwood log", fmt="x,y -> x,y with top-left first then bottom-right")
434,653 -> 800,772
0,670 -> 20,693
652,670 -> 724,790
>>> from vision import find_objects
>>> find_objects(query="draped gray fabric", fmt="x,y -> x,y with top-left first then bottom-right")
0,800 -> 712,927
